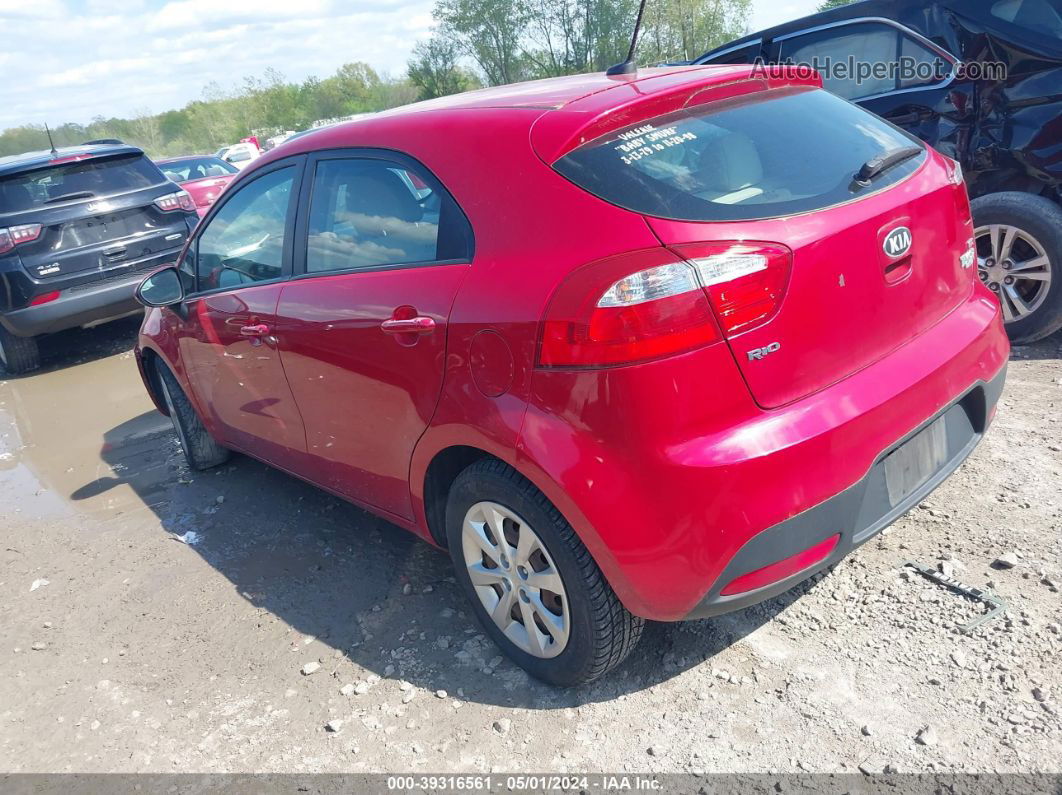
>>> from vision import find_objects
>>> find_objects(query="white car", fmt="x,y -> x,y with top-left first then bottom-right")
214,142 -> 260,171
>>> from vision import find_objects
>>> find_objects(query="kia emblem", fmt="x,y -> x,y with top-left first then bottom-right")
883,226 -> 913,259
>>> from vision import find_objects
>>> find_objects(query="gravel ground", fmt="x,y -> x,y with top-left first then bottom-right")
0,320 -> 1059,775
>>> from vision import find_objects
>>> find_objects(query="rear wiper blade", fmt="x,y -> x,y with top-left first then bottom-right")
853,146 -> 924,187
44,191 -> 96,203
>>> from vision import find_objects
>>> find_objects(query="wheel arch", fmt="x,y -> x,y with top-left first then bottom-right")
421,444 -> 495,546
135,344 -> 169,416
411,432 -> 639,617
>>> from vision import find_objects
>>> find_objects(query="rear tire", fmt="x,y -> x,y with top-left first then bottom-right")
445,458 -> 643,687
156,363 -> 229,471
0,326 -> 40,375
972,192 -> 1062,344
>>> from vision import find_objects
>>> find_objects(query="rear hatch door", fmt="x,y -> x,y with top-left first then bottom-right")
551,85 -> 975,408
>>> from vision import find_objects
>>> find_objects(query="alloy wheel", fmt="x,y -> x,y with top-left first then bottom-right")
461,501 -> 570,659
975,223 -> 1052,323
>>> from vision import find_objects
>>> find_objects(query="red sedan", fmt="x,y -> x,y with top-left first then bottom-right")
156,155 -> 238,216
133,65 -> 1008,686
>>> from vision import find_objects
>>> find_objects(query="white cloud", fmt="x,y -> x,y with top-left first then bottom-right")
0,0 -> 434,130
0,0 -> 65,19
1,0 -> 818,132
146,0 -> 334,32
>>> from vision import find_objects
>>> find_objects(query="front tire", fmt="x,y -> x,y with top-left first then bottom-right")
0,326 -> 40,375
972,192 -> 1062,344
445,459 -> 643,687
156,363 -> 229,471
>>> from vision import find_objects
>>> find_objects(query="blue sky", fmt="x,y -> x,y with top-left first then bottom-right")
0,0 -> 820,131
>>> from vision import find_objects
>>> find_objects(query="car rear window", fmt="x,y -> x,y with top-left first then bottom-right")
990,0 -> 1062,37
159,157 -> 238,182
0,154 -> 164,213
553,87 -> 927,222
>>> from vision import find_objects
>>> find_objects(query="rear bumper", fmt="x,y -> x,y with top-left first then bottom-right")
520,289 -> 1010,621
685,365 -> 1006,618
0,270 -> 154,337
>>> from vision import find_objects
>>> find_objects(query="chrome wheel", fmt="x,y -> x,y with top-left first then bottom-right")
975,223 -> 1052,323
461,501 -> 570,658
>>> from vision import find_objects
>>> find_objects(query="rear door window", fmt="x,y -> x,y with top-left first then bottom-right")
554,87 -> 926,222
776,21 -> 954,100
0,154 -> 164,212
304,156 -> 472,274
159,157 -> 238,182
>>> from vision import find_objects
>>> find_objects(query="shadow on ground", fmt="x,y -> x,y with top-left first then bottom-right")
10,314 -> 1008,707
64,398 -> 828,709
1009,332 -> 1062,362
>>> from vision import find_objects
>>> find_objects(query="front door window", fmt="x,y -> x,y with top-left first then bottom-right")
195,166 -> 294,292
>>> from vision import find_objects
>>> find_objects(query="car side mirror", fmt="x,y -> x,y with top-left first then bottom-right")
136,266 -> 185,308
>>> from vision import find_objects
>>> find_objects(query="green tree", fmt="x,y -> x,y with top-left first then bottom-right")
817,0 -> 853,11
639,0 -> 752,64
409,36 -> 482,99
433,0 -> 530,85
416,0 -> 753,91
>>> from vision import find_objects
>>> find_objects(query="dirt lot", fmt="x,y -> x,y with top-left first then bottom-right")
0,320 -> 1059,775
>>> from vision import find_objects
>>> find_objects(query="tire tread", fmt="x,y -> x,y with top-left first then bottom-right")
454,458 -> 643,684
0,327 -> 41,375
156,363 -> 229,471
972,191 -> 1062,344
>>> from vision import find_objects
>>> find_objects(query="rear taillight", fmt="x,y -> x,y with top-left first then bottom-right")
0,223 -> 43,255
671,242 -> 792,336
960,238 -> 976,270
539,249 -> 721,368
153,191 -> 196,213
538,243 -> 793,368
29,290 -> 61,307
943,156 -> 964,186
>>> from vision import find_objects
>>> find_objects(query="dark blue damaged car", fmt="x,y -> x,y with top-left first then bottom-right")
696,0 -> 1062,343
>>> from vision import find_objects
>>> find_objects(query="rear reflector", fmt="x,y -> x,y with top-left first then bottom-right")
0,223 -> 43,255
29,290 -> 61,307
720,534 -> 839,596
670,242 -> 792,336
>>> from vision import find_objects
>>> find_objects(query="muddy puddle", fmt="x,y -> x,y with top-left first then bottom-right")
0,336 -> 172,522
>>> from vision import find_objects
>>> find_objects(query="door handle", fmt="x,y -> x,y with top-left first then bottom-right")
240,323 -> 270,337
381,316 -> 435,335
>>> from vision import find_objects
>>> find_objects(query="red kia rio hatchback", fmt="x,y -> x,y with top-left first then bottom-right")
134,64 -> 1009,686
